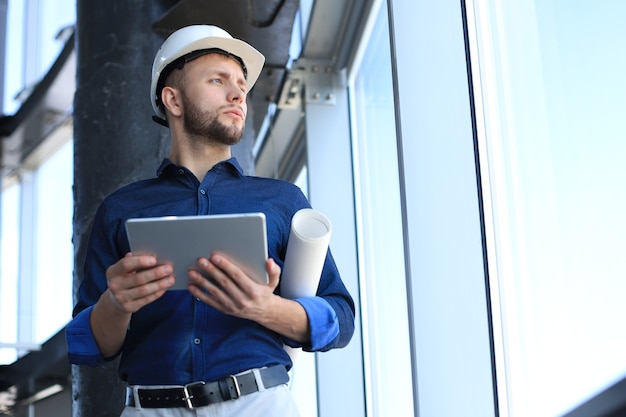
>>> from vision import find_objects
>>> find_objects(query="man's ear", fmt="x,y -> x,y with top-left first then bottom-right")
161,86 -> 183,118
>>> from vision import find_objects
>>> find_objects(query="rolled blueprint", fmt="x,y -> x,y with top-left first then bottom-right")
281,208 -> 332,299
281,208 -> 332,364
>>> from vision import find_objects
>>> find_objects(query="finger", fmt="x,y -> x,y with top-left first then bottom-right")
189,257 -> 242,297
108,286 -> 170,314
108,253 -> 157,278
108,262 -> 174,292
132,263 -> 175,288
187,267 -> 238,312
108,269 -> 175,313
204,254 -> 250,292
266,258 -> 280,290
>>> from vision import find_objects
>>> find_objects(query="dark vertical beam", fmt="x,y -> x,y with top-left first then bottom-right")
72,1 -> 172,416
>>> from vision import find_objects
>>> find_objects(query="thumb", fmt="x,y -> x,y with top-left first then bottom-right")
266,258 -> 281,289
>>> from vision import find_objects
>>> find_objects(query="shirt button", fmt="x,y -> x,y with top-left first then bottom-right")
178,169 -> 184,175
200,189 -> 206,195
194,338 -> 201,345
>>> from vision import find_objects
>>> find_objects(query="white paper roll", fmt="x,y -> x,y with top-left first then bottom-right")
281,208 -> 332,299
281,209 -> 332,366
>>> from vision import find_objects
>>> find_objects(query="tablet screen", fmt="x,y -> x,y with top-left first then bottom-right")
125,212 -> 268,290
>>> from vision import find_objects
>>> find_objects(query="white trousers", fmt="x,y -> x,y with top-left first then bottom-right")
120,384 -> 301,417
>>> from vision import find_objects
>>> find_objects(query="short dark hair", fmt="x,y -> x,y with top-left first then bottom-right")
155,48 -> 247,114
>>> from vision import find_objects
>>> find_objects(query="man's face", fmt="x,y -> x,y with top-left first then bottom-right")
179,53 -> 248,145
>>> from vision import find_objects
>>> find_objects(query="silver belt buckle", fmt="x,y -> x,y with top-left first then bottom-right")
182,381 -> 205,408
229,375 -> 241,399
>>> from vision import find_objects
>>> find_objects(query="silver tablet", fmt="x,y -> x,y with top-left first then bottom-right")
125,212 -> 269,290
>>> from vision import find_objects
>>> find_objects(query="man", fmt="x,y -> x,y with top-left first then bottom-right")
66,25 -> 355,416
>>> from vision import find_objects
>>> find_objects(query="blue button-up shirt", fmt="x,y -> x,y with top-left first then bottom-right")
66,158 -> 355,385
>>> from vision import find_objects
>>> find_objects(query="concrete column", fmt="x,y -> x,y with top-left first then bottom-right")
72,1 -> 172,416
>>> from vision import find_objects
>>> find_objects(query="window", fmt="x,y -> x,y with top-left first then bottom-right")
350,3 -> 413,416
2,0 -> 25,114
2,0 -> 75,113
0,182 -> 20,363
31,137 -> 74,342
1,0 -> 75,365
0,131 -> 73,365
289,164 -> 319,417
468,1 -> 626,415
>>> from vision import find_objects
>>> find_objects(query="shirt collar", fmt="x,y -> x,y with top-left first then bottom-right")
157,157 -> 244,178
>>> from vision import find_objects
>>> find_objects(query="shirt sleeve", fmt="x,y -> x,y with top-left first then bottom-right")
66,306 -> 106,366
283,297 -> 339,350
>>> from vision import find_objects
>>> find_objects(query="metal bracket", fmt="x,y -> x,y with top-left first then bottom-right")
277,69 -> 305,110
277,59 -> 346,109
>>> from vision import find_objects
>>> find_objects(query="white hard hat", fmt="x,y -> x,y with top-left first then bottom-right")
150,25 -> 265,123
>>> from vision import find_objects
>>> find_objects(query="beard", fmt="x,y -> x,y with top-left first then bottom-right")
181,93 -> 244,146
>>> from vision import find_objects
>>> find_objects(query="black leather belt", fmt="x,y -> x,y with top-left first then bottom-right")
125,365 -> 289,409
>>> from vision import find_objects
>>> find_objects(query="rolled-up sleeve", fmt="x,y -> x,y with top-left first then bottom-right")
284,297 -> 339,351
66,306 -> 106,366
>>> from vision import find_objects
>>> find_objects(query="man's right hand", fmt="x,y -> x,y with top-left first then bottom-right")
105,252 -> 175,313
90,253 -> 174,357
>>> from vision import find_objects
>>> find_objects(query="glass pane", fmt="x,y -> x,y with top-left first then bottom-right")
32,139 -> 74,343
289,165 -> 318,417
3,0 -> 75,113
0,183 -> 20,364
351,3 -> 413,416
3,1 -> 25,113
37,0 -> 75,76
470,1 -> 626,415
